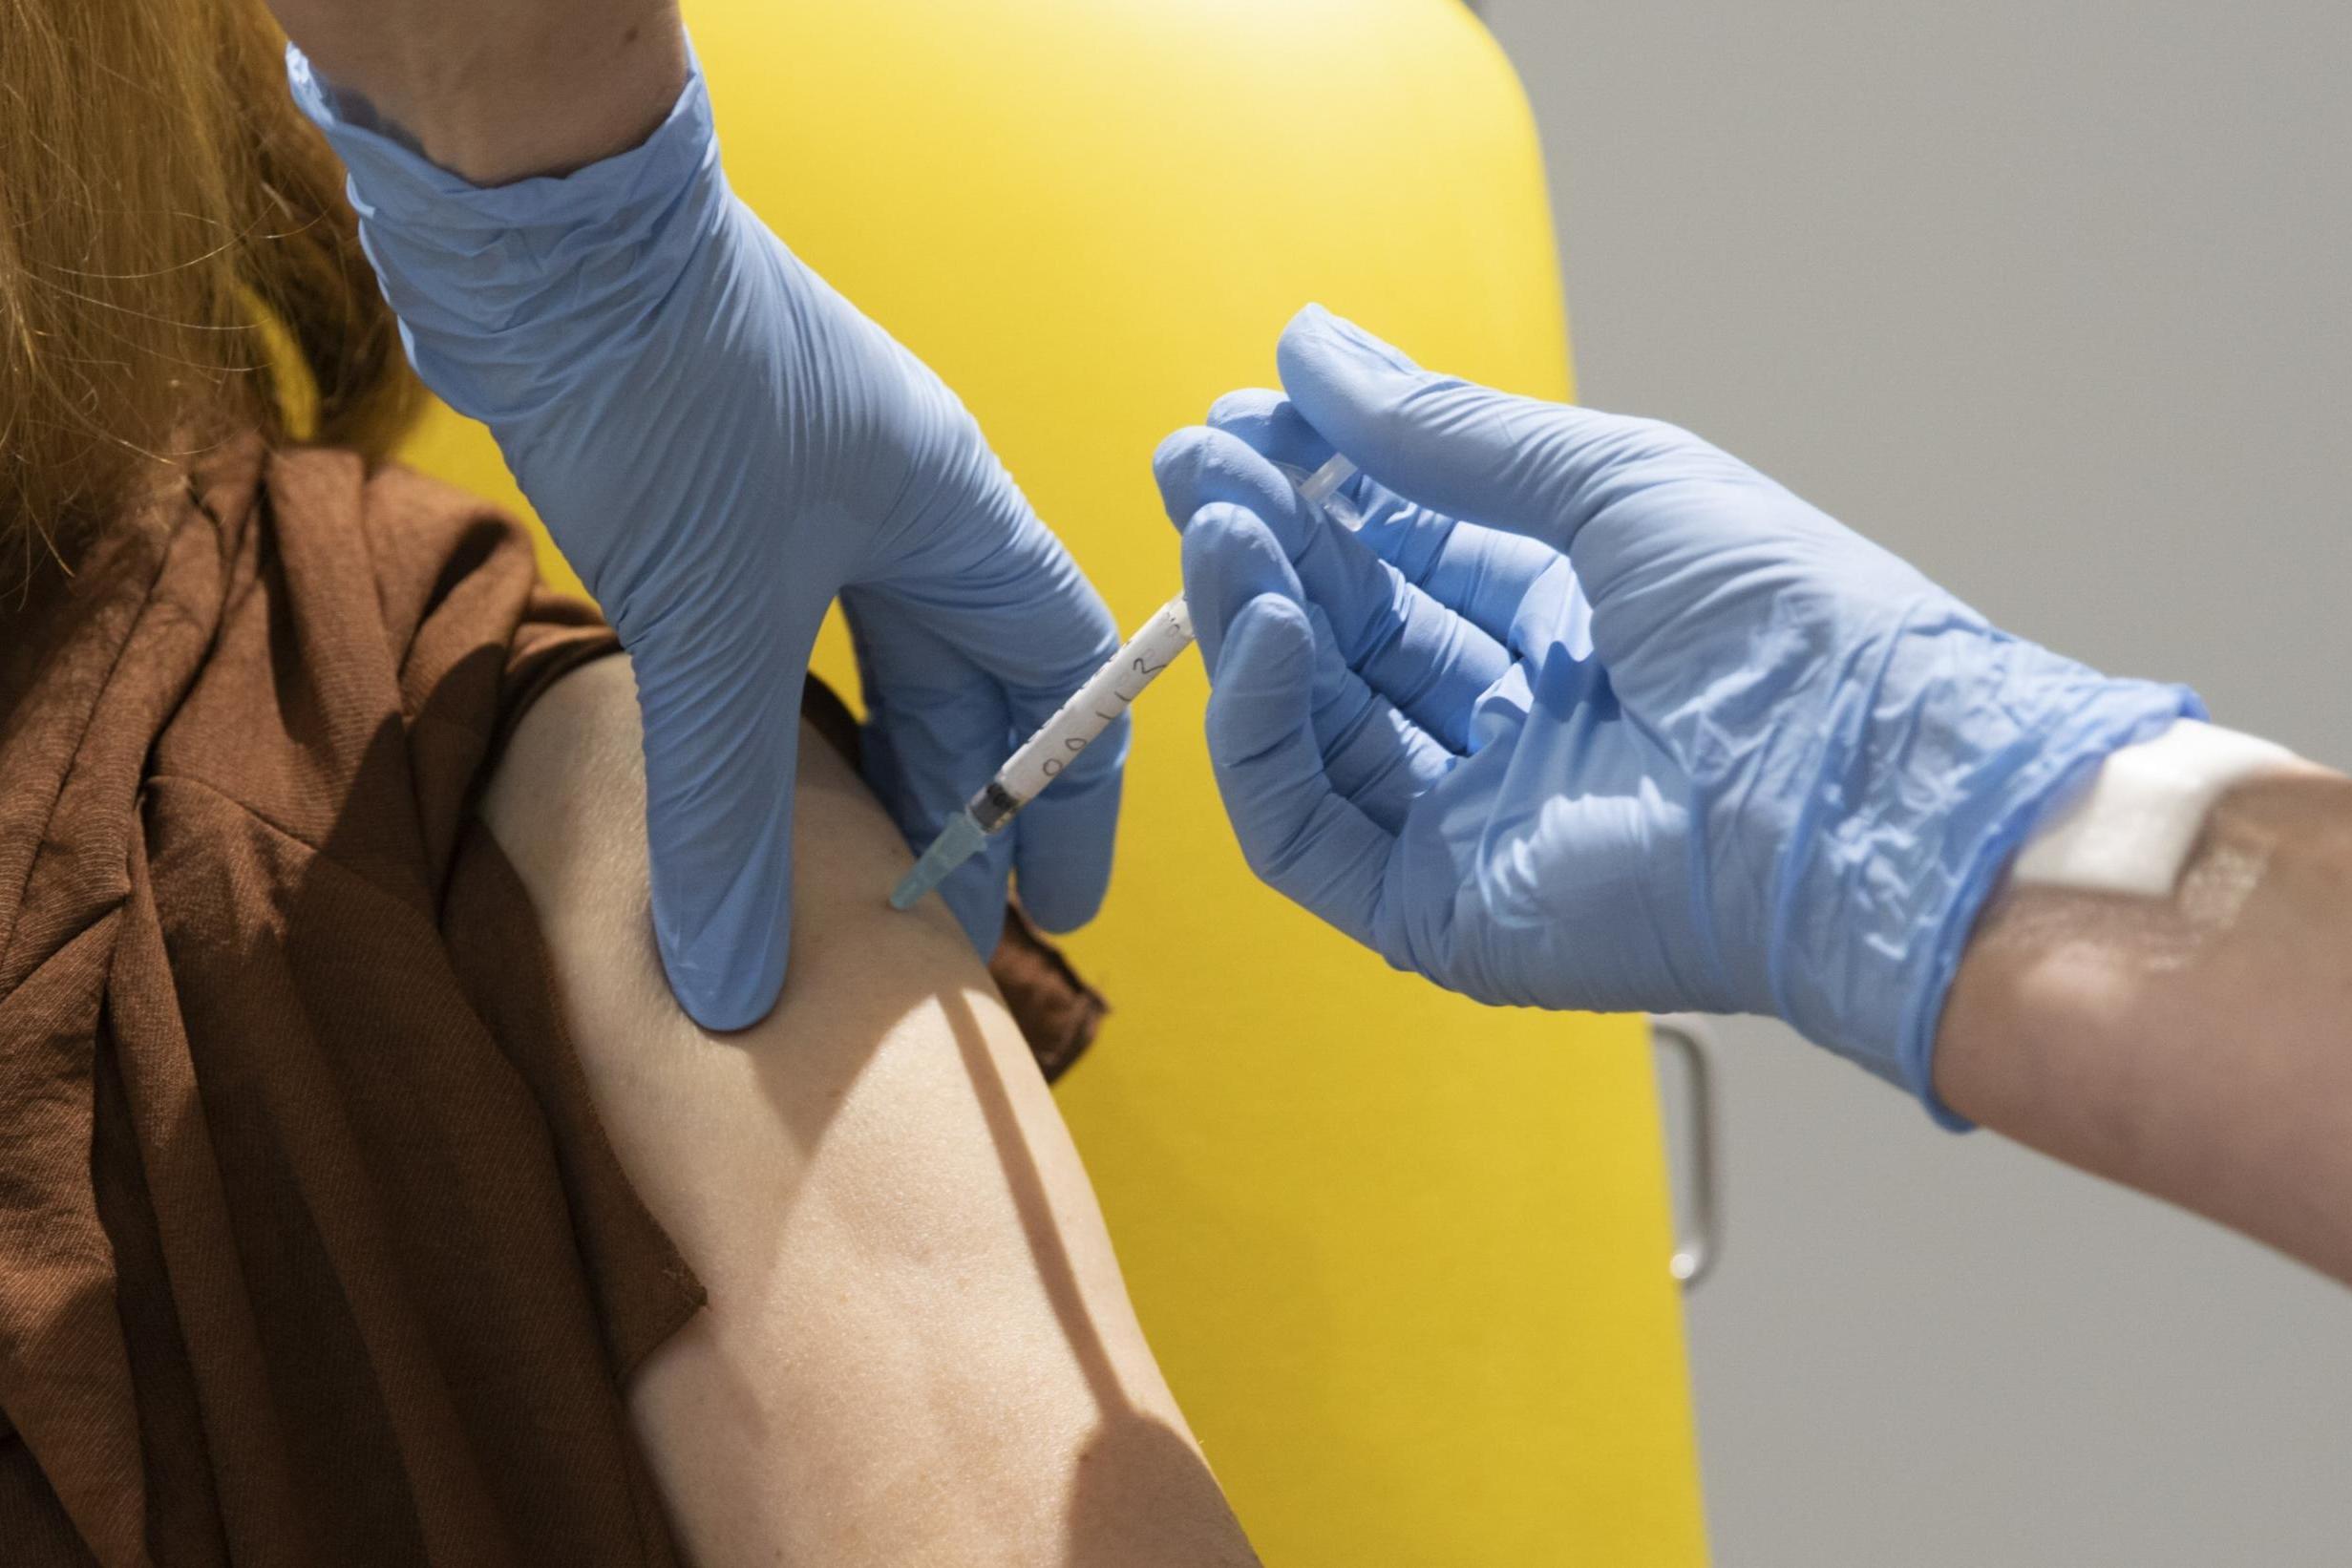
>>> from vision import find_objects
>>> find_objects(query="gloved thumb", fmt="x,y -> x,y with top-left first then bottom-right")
1275,304 -> 1656,554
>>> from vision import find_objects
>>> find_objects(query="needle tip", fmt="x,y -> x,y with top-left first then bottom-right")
889,811 -> 989,911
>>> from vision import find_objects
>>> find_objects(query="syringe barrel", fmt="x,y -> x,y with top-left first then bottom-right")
980,594 -> 1196,820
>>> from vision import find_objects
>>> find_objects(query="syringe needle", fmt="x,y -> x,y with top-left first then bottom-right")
888,455 -> 1358,912
888,592 -> 1194,911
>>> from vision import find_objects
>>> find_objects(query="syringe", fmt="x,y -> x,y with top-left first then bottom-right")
889,454 -> 1360,912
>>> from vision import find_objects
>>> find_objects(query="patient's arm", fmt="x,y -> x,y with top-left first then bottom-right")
481,657 -> 1257,1568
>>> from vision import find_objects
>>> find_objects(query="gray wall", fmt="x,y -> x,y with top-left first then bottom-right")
1476,3 -> 2352,1564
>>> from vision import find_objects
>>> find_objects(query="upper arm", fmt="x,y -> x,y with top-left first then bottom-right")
478,656 -> 1256,1568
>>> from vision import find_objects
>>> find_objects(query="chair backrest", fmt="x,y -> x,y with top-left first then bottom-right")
402,2 -> 1707,1560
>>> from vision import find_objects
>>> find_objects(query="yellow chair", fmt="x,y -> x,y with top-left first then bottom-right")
403,2 -> 1708,1560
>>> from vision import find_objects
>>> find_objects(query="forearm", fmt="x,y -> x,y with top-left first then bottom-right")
1936,769 -> 2352,1282
265,0 -> 685,181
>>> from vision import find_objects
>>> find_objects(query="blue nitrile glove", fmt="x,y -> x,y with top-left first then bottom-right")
1155,307 -> 2198,1119
289,49 -> 1124,1029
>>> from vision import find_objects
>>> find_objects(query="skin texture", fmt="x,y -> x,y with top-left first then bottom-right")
480,658 -> 1258,1568
1937,768 -> 2352,1285
265,0 -> 688,183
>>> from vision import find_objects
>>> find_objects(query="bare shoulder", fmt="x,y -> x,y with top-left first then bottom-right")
477,655 -> 1255,1568
480,654 -> 980,1005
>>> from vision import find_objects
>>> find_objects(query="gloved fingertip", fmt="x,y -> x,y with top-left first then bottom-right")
1151,425 -> 1206,478
1279,305 -> 1423,379
1015,863 -> 1110,935
1155,428 -> 1326,577
1152,426 -> 1218,527
940,867 -> 1011,958
645,791 -> 795,1033
1223,594 -> 1317,703
1274,311 -> 1591,545
1283,301 -> 1349,346
1274,310 -> 1434,479
1012,776 -> 1123,933
1206,389 -> 1341,481
656,919 -> 790,1034
1021,888 -> 1103,936
1205,387 -> 1289,430
1203,592 -> 1319,767
1181,502 -> 1304,670
1232,589 -> 1318,670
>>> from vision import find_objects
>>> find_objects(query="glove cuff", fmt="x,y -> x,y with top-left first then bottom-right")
285,38 -> 726,420
1773,603 -> 2201,1127
286,40 -> 718,236
285,35 -> 763,613
1896,678 -> 2203,1129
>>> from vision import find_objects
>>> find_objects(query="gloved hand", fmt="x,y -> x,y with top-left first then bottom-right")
291,49 -> 1123,1029
1155,307 -> 2196,1118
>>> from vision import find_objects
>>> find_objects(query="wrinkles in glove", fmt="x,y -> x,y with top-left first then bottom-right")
1155,307 -> 2196,1121
290,47 -> 1123,1029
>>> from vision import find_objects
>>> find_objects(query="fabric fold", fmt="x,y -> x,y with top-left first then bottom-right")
0,438 -> 1111,1563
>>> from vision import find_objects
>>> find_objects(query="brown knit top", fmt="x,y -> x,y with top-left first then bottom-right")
0,439 -> 1102,1565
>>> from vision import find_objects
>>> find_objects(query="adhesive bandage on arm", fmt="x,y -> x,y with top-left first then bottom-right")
2011,719 -> 2305,897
